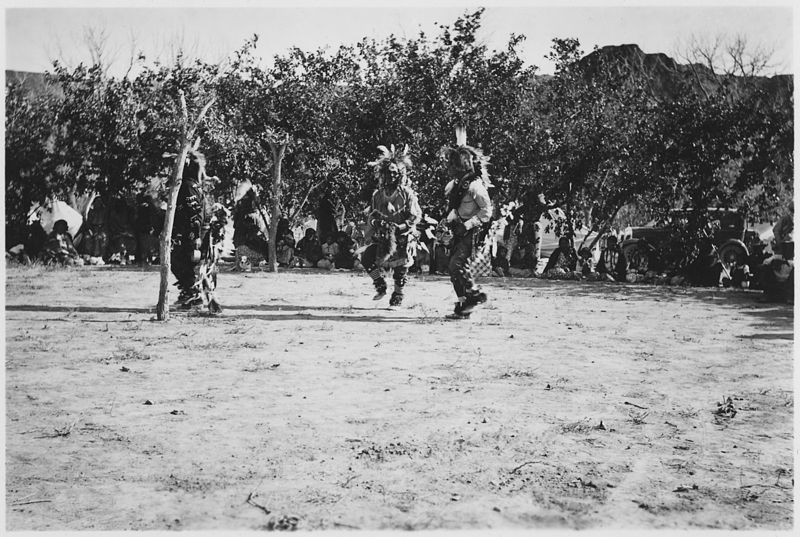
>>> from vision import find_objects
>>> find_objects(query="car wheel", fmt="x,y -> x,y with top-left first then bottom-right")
623,242 -> 649,273
718,243 -> 747,267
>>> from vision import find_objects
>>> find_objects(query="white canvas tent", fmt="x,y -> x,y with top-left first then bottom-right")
36,200 -> 83,237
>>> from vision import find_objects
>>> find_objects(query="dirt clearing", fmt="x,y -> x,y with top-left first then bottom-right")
4,266 -> 794,531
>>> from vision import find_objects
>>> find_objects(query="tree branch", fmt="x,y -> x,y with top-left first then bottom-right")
187,96 -> 216,141
178,90 -> 188,132
197,96 -> 217,124
123,28 -> 139,79
289,179 -> 326,223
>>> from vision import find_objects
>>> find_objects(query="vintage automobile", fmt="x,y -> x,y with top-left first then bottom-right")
620,208 -> 764,273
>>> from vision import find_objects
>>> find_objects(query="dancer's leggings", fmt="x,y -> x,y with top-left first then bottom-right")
171,237 -> 198,292
449,228 -> 476,298
361,244 -> 409,293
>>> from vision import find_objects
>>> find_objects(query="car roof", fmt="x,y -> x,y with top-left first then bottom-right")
669,207 -> 738,213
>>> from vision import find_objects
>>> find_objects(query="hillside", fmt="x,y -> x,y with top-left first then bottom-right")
8,44 -> 793,106
578,44 -> 793,105
6,69 -> 62,98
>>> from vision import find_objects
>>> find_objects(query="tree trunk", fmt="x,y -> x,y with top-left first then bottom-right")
267,139 -> 288,273
156,143 -> 190,321
584,204 -> 624,251
565,181 -> 575,239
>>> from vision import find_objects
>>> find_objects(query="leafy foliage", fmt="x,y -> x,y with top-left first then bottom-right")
4,9 -> 793,249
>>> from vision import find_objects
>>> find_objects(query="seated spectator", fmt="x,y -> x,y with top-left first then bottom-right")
39,219 -> 83,266
509,238 -> 537,277
596,235 -> 628,282
509,242 -> 524,268
23,220 -> 49,264
334,230 -> 357,269
724,263 -> 753,289
542,237 -> 579,279
233,188 -> 269,269
295,228 -> 323,267
7,220 -> 48,265
759,244 -> 794,303
578,246 -> 603,280
740,242 -> 769,290
275,217 -> 295,267
411,240 -> 433,274
492,243 -> 510,277
317,234 -> 339,270
79,197 -> 109,262
685,238 -> 723,286
106,197 -> 137,264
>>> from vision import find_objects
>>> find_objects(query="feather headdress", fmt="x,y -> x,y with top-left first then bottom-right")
368,144 -> 413,188
441,125 -> 492,188
234,179 -> 255,203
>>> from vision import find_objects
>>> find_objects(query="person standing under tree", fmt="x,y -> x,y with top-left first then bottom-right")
442,126 -> 493,319
360,144 -> 422,307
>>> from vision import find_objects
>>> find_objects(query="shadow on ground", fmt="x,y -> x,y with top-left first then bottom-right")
5,305 -> 154,314
4,303 -> 419,324
737,332 -> 793,340
486,277 -> 793,333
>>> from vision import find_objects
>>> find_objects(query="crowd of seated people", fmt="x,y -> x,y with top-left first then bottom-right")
9,187 -> 791,304
288,229 -> 362,270
7,193 -> 165,266
226,198 -> 794,303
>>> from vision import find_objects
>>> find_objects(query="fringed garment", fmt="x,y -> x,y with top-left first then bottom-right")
366,185 -> 422,269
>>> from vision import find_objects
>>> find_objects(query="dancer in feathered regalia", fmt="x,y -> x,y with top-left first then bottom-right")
442,126 -> 493,319
361,144 -> 422,307
172,149 -> 227,313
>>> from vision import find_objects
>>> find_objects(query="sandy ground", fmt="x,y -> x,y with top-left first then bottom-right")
4,264 -> 794,531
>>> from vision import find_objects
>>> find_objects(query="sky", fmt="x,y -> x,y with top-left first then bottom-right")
2,1 -> 796,77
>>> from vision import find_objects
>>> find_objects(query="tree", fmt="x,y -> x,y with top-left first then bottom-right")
6,10 -> 790,276
513,38 -> 660,252
264,131 -> 290,272
648,57 -> 792,220
155,90 -> 216,321
209,37 -> 361,232
5,80 -> 58,244
346,9 -> 537,217
46,63 -> 145,204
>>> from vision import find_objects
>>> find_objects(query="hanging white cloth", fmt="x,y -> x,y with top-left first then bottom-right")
39,200 -> 83,237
